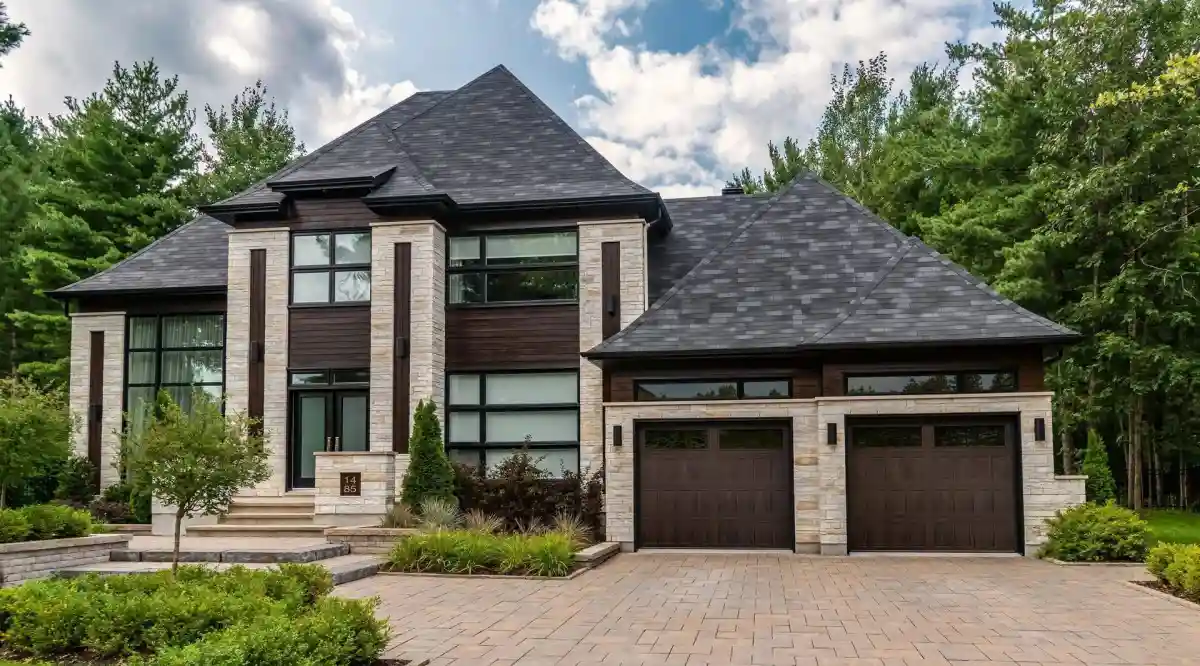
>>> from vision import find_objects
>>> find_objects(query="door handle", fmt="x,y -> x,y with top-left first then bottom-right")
335,436 -> 342,452
324,436 -> 332,452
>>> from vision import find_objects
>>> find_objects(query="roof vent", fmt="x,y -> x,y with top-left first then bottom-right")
721,186 -> 744,196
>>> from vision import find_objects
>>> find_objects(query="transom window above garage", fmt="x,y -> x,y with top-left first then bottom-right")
634,378 -> 791,401
845,370 -> 1016,396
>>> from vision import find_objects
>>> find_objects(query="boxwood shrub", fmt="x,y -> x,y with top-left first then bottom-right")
0,504 -> 93,544
1146,542 -> 1200,602
1038,501 -> 1149,562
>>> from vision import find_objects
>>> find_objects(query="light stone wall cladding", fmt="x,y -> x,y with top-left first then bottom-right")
0,534 -> 131,587
578,220 -> 646,472
68,313 -> 125,489
369,221 -> 445,490
603,392 -> 1082,555
225,228 -> 290,496
314,452 -> 397,527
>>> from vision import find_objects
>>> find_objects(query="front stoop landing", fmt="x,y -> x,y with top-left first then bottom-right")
187,494 -> 335,538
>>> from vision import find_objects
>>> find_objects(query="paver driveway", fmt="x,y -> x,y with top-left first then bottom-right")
336,553 -> 1200,665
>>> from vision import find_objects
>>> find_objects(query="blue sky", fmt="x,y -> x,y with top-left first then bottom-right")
0,0 -> 1012,197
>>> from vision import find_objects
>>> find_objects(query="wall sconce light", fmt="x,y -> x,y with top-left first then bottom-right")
827,423 -> 837,446
613,425 -> 623,448
1034,418 -> 1046,442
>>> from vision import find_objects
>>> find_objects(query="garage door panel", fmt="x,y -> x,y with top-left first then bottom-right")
848,417 -> 1018,552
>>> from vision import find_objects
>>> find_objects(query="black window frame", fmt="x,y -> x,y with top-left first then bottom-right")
632,377 -> 793,401
445,369 -> 581,474
287,368 -> 371,389
289,230 -> 372,307
446,229 -> 579,306
844,370 -> 1018,396
123,313 -> 227,423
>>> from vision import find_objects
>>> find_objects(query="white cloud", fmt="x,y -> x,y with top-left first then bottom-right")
532,0 -> 993,196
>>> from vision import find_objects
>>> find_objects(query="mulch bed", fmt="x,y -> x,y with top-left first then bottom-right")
1131,579 -> 1200,608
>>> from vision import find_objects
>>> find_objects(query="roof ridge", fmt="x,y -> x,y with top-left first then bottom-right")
373,123 -> 437,193
386,65 -> 510,133
58,215 -> 217,291
809,239 -> 917,344
592,174 -> 804,351
494,66 -> 648,195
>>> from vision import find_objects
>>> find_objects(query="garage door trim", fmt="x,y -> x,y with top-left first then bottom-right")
845,414 -> 1024,553
633,418 -> 795,551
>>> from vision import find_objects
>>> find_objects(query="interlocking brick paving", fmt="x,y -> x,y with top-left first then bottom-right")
336,553 -> 1200,665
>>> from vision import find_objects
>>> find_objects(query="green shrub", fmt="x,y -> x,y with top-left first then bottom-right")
1081,429 -> 1117,503
95,481 -> 152,524
147,596 -> 388,666
54,455 -> 97,506
0,507 -> 30,542
1147,542 -> 1200,602
385,528 -> 578,576
1039,501 -> 1149,562
418,497 -> 461,530
400,400 -> 456,509
0,379 -> 75,510
1146,542 -> 1184,580
20,503 -> 93,540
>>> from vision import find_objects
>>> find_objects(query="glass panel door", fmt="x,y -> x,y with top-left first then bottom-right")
337,392 -> 368,452
292,393 -> 329,488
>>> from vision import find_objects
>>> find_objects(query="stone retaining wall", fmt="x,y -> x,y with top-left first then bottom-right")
0,534 -> 131,587
325,526 -> 417,554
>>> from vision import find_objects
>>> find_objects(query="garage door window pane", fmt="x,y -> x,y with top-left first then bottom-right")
853,426 -> 921,447
644,430 -> 707,450
935,425 -> 1006,447
486,411 -> 577,443
720,429 -> 785,449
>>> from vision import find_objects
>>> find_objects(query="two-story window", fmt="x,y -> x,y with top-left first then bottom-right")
447,231 -> 577,304
125,314 -> 225,435
291,231 -> 371,304
446,371 -> 579,476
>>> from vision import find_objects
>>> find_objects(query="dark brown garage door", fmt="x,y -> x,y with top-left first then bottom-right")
847,417 -> 1019,552
637,421 -> 792,549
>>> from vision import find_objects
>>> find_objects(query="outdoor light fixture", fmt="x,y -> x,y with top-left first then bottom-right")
613,424 -> 623,448
1034,418 -> 1046,442
827,423 -> 837,446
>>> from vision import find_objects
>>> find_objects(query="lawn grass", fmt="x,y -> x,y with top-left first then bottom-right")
1142,509 -> 1200,545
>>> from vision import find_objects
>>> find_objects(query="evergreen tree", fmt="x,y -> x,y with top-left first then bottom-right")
0,2 -> 28,61
186,80 -> 305,205
1082,430 -> 1117,504
401,400 -> 456,510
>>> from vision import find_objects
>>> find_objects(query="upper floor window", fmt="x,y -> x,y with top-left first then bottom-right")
447,231 -> 578,305
845,370 -> 1017,396
291,231 -> 371,304
634,378 -> 792,401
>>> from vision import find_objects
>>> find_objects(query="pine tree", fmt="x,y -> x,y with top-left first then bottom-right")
400,400 -> 456,510
1082,430 -> 1117,504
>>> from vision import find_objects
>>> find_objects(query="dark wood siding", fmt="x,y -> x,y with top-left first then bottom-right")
446,305 -> 579,370
87,331 -> 104,487
288,306 -> 371,368
394,243 -> 412,453
601,242 -> 620,339
248,250 -> 266,427
821,346 -> 1046,396
288,199 -> 375,231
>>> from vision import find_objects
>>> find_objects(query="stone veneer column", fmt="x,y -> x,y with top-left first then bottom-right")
68,313 -> 125,489
578,220 -> 646,471
369,221 -> 445,488
226,228 -> 290,495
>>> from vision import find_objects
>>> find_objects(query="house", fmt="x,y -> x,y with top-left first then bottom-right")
53,65 -> 1085,554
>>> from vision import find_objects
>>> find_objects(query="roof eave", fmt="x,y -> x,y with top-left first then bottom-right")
268,167 -> 396,195
48,284 -> 228,301
198,199 -> 286,218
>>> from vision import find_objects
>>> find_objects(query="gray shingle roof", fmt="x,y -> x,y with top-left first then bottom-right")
648,193 -> 770,301
54,214 -> 231,294
590,173 -> 1077,356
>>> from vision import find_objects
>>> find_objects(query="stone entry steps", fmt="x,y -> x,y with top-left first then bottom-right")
112,541 -> 349,564
55,554 -> 381,586
186,524 -> 331,538
187,494 -> 334,539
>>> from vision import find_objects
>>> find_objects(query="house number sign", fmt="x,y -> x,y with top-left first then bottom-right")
340,472 -> 361,496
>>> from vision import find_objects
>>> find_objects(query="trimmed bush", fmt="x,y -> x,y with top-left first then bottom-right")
1038,501 -> 1149,562
1146,542 -> 1200,602
54,455 -> 98,506
1081,429 -> 1117,503
453,449 -> 604,540
21,503 -> 93,540
0,564 -> 367,663
385,528 -> 578,576
401,399 -> 456,510
0,507 -> 30,543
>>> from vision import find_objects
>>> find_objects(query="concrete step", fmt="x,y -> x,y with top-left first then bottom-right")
227,497 -> 315,515
57,554 -> 381,585
219,512 -> 316,526
112,541 -> 348,564
186,524 -> 331,539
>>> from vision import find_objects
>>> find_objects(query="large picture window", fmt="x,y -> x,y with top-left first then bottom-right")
634,378 -> 791,401
291,231 -> 371,304
447,231 -> 578,304
845,370 -> 1017,396
446,371 -> 579,476
125,314 -> 225,435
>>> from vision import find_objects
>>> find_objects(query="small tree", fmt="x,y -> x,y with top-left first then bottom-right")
1082,429 -> 1117,504
401,399 -> 455,510
122,390 -> 269,571
0,378 -> 75,508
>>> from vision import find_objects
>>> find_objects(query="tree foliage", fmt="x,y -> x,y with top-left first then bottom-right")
1083,429 -> 1117,503
734,0 -> 1200,509
122,391 -> 270,571
0,378 -> 74,508
401,400 -> 456,510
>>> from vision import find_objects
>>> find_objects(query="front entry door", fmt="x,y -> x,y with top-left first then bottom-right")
290,390 -> 368,489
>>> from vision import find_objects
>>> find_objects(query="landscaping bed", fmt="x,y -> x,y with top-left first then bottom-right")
0,564 -> 396,665
1142,542 -> 1200,608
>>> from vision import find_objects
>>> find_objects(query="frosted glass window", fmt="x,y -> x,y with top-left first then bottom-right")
448,375 -> 480,405
333,270 -> 370,302
485,232 -> 576,265
486,411 -> 577,443
485,373 -> 577,405
293,234 -> 331,266
334,233 -> 370,265
449,412 -> 480,443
